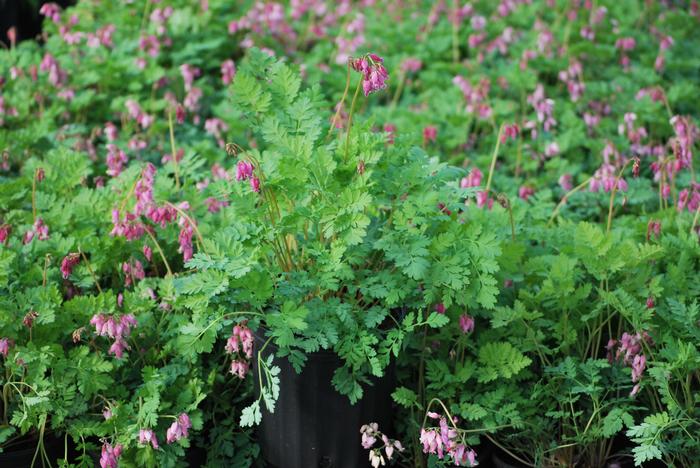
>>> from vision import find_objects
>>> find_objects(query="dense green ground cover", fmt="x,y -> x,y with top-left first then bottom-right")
0,1 -> 699,466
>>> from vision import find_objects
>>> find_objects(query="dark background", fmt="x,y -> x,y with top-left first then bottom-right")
0,0 -> 75,47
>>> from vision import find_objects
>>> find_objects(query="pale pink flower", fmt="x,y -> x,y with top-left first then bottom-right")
60,253 -> 81,279
139,429 -> 159,449
459,314 -> 475,334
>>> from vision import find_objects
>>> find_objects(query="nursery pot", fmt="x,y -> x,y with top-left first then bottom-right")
0,434 -> 62,467
252,334 -> 395,468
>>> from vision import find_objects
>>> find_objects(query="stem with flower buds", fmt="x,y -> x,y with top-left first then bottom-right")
144,229 -> 173,277
78,248 -> 103,294
344,76 -> 364,163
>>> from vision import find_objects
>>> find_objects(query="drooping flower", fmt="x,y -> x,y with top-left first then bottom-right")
235,161 -> 254,181
166,413 -> 192,444
459,314 -> 475,334
99,442 -> 122,468
250,176 -> 261,193
0,224 -> 11,244
0,338 -> 11,357
423,126 -> 438,145
61,253 -> 81,279
229,359 -> 249,379
434,303 -> 446,314
225,323 -> 254,359
518,186 -> 535,201
221,59 -> 236,85
139,429 -> 159,449
91,313 -> 137,359
461,168 -> 483,188
23,218 -> 50,244
178,222 -> 194,262
351,53 -> 389,97
501,124 -> 519,143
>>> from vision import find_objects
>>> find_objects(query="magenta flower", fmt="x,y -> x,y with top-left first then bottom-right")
0,224 -> 11,244
99,442 -> 122,468
221,59 -> 236,85
91,313 -> 137,359
461,168 -> 483,188
226,323 -> 254,359
104,122 -> 118,141
166,413 -> 192,444
23,218 -> 50,244
250,176 -> 261,193
434,303 -> 446,314
383,123 -> 397,145
558,174 -> 573,191
501,124 -> 519,143
351,53 -> 389,97
143,244 -> 152,262
518,186 -> 535,201
459,314 -> 475,334
178,222 -> 194,262
105,144 -> 128,177
235,160 -> 254,181
60,253 -> 81,279
423,126 -> 438,145
646,297 -> 655,309
139,429 -> 159,449
39,2 -> 62,23
0,338 -> 10,357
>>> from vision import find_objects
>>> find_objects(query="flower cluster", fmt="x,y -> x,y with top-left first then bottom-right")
90,313 -> 137,359
360,423 -> 404,468
60,253 -> 81,279
166,413 -> 192,444
138,428 -> 159,449
99,442 -> 123,468
607,331 -> 654,396
23,218 -> 50,244
225,322 -> 254,379
351,53 -> 389,97
420,412 -> 477,466
0,337 -> 11,357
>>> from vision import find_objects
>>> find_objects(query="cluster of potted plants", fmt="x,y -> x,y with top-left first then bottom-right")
0,0 -> 699,467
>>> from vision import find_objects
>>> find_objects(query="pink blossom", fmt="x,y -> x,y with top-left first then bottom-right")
99,442 -> 122,468
111,210 -> 146,241
434,303 -> 446,314
60,253 -> 81,279
0,338 -> 10,357
351,54 -> 389,97
501,124 -> 519,143
104,122 -> 118,141
518,186 -> 535,201
400,58 -> 422,74
178,222 -> 194,262
230,359 -> 249,379
226,323 -> 254,359
143,245 -> 152,262
221,59 -> 236,85
0,224 -> 10,244
476,191 -> 493,209
205,197 -> 229,213
39,3 -> 62,23
139,429 -> 159,449
423,126 -> 438,145
559,174 -> 573,191
459,314 -> 475,334
646,297 -> 655,309
166,413 -> 192,444
383,123 -> 397,145
23,218 -> 50,244
102,408 -> 112,420
236,161 -> 254,181
180,64 -> 201,92
106,144 -> 128,177
461,168 -> 483,188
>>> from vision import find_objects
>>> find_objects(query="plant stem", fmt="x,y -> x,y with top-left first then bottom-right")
78,248 -> 103,294
144,229 -> 173,277
168,110 -> 181,190
606,160 -> 631,234
485,124 -> 505,193
548,176 -> 593,225
690,203 -> 700,236
344,76 -> 364,163
327,62 -> 352,138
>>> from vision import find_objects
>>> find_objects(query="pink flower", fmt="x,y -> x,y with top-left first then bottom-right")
518,186 -> 535,201
461,168 -> 483,188
434,303 -> 446,314
501,124 -> 519,143
180,64 -> 201,92
102,407 -> 112,420
0,338 -> 10,357
221,59 -> 236,85
559,174 -> 573,191
225,323 -> 254,359
39,2 -> 62,23
646,297 -> 655,309
205,197 -> 229,213
351,54 -> 389,97
400,58 -> 422,73
0,224 -> 11,244
99,442 -> 122,468
166,413 -> 192,444
235,161 -> 254,181
176,104 -> 185,124
178,222 -> 194,262
23,218 -> 49,244
423,126 -> 438,144
106,144 -> 128,177
383,123 -> 397,145
459,314 -> 475,334
60,253 -> 81,279
229,359 -> 249,379
475,191 -> 493,209
143,244 -> 152,262
139,429 -> 159,449
122,260 -> 145,287
104,122 -> 118,141
250,176 -> 261,193
631,354 -> 646,383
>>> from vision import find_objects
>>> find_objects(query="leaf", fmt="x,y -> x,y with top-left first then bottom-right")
240,401 -> 262,427
391,387 -> 418,408
477,342 -> 532,383
425,312 -> 450,328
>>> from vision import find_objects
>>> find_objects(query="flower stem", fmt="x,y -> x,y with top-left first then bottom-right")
344,76 -> 364,163
327,62 -> 352,138
78,248 -> 103,294
168,110 -> 181,190
606,160 -> 631,234
144,229 -> 173,277
548,176 -> 593,226
485,124 -> 505,193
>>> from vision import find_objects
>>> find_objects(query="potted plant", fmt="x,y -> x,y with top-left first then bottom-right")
173,49 -> 502,467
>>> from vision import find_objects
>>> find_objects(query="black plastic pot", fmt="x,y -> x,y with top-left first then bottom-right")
252,335 -> 395,468
0,434 -> 62,468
